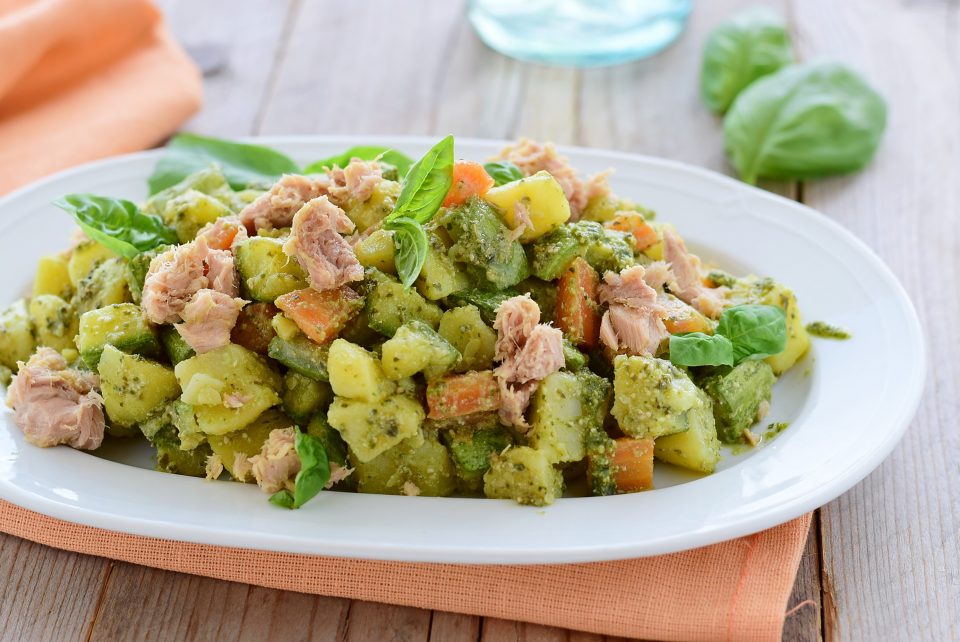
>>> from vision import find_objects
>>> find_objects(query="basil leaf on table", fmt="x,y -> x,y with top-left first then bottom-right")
700,7 -> 793,114
723,60 -> 887,184
483,161 -> 524,186
303,146 -> 414,176
669,333 -> 735,367
384,217 -> 429,289
717,304 -> 787,364
54,194 -> 178,259
269,429 -> 331,510
148,133 -> 300,194
387,135 -> 455,224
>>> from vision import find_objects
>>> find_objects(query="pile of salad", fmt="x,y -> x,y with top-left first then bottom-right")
0,135 -> 812,508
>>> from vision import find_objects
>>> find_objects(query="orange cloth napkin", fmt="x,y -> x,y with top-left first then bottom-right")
0,2 -> 812,639
0,0 -> 203,194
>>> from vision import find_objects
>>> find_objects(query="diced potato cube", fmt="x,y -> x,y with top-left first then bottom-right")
328,395 -> 424,462
438,305 -> 496,372
327,338 -> 395,402
482,171 -> 571,242
0,299 -> 35,370
98,345 -> 181,428
29,295 -> 78,352
33,254 -> 73,299
380,321 -> 460,380
354,228 -> 396,274
484,446 -> 563,506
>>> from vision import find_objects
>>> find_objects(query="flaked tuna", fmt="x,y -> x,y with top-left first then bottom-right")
196,215 -> 248,251
327,158 -> 383,206
249,427 -> 300,494
283,196 -> 363,291
6,348 -> 105,450
492,294 -> 564,428
175,289 -> 246,354
141,244 -> 207,324
598,266 -> 669,357
662,227 -> 726,319
239,174 -> 330,232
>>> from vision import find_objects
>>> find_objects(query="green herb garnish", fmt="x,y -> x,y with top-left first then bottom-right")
483,161 -> 523,186
54,194 -> 178,258
669,304 -> 787,367
269,429 -> 331,510
303,146 -> 414,177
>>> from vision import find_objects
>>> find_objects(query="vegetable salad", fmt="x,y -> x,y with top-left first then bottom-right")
1,135 -> 812,508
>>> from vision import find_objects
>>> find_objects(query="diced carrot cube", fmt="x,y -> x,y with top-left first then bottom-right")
659,294 -> 713,335
612,437 -> 655,493
274,286 -> 362,344
426,370 -> 500,419
606,213 -> 659,251
555,257 -> 601,349
442,161 -> 495,208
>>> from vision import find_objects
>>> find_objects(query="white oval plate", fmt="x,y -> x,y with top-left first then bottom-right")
0,137 -> 924,564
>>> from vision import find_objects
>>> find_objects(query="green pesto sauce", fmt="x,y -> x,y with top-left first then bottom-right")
806,321 -> 852,340
764,422 -> 790,441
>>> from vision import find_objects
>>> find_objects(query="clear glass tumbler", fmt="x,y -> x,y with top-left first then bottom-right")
468,0 -> 693,67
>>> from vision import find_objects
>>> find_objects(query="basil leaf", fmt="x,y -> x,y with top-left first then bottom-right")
483,161 -> 523,186
291,429 -> 331,508
388,135 -> 454,224
269,490 -> 295,509
723,61 -> 887,184
669,332 -> 735,367
149,133 -> 300,194
717,304 -> 787,363
700,7 -> 793,114
54,194 -> 178,259
384,218 -> 428,289
303,146 -> 414,177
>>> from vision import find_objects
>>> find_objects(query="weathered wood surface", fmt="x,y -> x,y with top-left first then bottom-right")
2,0 -> 955,639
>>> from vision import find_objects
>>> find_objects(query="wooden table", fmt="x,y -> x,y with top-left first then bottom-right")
2,1 -> 957,640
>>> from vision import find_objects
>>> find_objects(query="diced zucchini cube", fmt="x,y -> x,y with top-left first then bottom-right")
98,345 -> 181,428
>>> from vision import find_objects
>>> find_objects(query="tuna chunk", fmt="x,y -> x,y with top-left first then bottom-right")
249,427 -> 300,494
640,260 -> 675,292
175,289 -> 246,354
598,266 -> 669,357
141,244 -> 207,324
142,236 -> 241,325
326,158 -> 383,206
326,461 -> 353,489
6,348 -> 105,450
493,138 -> 611,219
196,215 -> 248,251
492,295 -> 564,428
662,228 -> 726,319
239,174 -> 331,232
283,196 -> 363,291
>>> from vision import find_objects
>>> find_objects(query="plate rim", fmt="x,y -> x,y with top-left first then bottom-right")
0,136 -> 927,564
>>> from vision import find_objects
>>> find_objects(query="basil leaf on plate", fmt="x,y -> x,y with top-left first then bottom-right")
669,332 -> 735,367
388,135 -> 454,225
384,217 -> 429,289
717,304 -> 787,364
148,133 -> 300,194
269,429 -> 331,510
54,194 -> 178,258
483,161 -> 524,186
303,146 -> 414,177
700,7 -> 793,114
723,60 -> 887,184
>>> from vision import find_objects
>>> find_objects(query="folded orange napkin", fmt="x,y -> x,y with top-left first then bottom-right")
0,2 -> 812,639
0,0 -> 202,194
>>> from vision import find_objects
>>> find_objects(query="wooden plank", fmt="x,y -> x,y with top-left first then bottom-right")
343,601 -> 431,642
790,1 -> 960,641
782,514 -> 824,642
154,0 -> 297,136
258,0 -> 468,135
85,565 -> 351,641
0,533 -> 108,642
429,611 -> 481,642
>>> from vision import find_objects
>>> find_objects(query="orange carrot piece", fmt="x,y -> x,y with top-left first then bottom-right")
442,161 -> 495,208
274,286 -> 363,344
201,219 -> 245,250
612,437 -> 655,493
426,370 -> 500,419
555,257 -> 601,349
606,213 -> 659,251
230,302 -> 279,354
659,294 -> 713,335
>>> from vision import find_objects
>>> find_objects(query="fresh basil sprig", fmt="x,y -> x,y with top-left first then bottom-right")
54,194 -> 178,259
269,429 -> 331,510
483,161 -> 523,186
669,304 -> 786,367
387,135 -> 454,224
700,7 -> 793,114
303,146 -> 414,177
723,61 -> 887,184
384,217 -> 429,289
148,133 -> 300,194
382,135 -> 455,288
